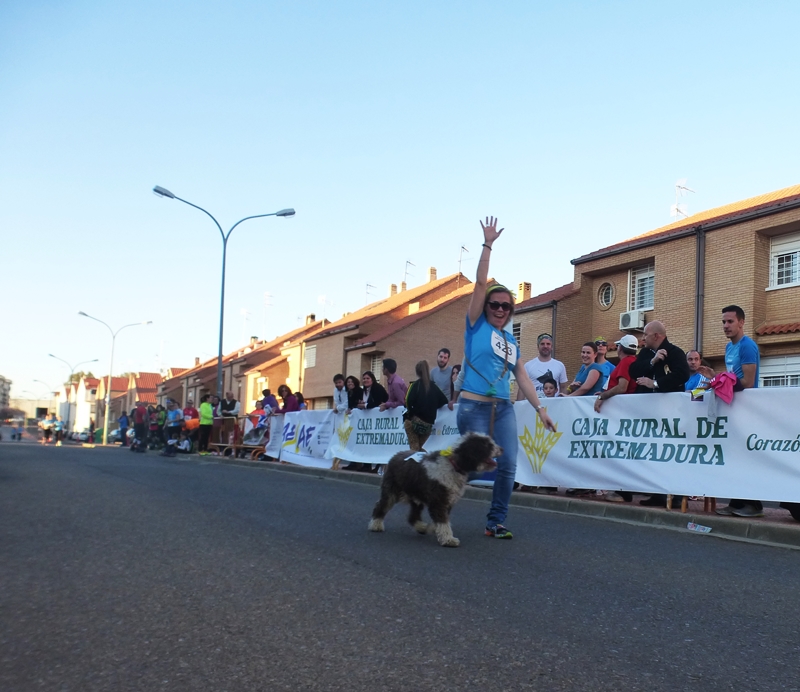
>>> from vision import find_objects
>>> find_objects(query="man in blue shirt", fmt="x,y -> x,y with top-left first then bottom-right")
684,350 -> 709,395
701,305 -> 762,518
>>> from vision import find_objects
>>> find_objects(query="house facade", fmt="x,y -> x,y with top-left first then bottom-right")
300,270 -> 472,408
513,183 -> 800,385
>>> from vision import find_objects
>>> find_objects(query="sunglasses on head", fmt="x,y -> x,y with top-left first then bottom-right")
487,300 -> 513,312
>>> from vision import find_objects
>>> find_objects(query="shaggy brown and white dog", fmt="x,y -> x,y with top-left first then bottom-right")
368,432 -> 500,547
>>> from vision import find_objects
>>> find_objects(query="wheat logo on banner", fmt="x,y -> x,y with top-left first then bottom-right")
337,416 -> 353,447
519,413 -> 562,474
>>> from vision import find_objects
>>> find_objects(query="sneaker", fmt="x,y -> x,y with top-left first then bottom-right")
605,492 -> 625,503
731,505 -> 765,518
485,524 -> 513,539
715,505 -> 736,516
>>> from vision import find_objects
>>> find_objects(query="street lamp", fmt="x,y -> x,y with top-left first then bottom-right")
153,184 -> 295,398
48,354 -> 99,435
78,312 -> 152,445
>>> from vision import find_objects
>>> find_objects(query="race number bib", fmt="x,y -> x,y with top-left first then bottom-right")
490,331 -> 517,367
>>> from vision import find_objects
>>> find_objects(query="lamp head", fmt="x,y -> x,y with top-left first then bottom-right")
153,185 -> 176,199
275,208 -> 296,217
78,311 -> 88,317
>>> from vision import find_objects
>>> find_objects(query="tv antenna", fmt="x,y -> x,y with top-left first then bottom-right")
404,260 -> 415,285
670,178 -> 695,220
262,292 -> 273,340
365,283 -> 376,305
317,294 -> 334,321
457,245 -> 470,287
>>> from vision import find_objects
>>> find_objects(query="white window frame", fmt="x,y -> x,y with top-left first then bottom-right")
628,264 -> 655,311
512,322 -> 521,349
370,353 -> 383,376
767,231 -> 800,290
760,355 -> 800,388
303,345 -> 317,369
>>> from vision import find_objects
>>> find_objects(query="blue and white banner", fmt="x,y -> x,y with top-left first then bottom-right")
276,389 -> 800,502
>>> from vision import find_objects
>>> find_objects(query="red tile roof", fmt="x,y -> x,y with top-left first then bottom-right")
349,283 -> 474,348
573,183 -> 800,264
83,377 -> 100,388
134,372 -> 162,390
97,376 -> 128,394
755,322 -> 800,336
515,283 -> 579,311
308,273 -> 470,342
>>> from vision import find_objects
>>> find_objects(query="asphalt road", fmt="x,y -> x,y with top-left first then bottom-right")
1,444 -> 798,692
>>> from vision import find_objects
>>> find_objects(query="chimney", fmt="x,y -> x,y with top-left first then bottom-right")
305,313 -> 316,324
194,357 -> 200,367
518,282 -> 532,301
389,284 -> 397,296
427,267 -> 437,283
250,336 -> 258,346
400,281 -> 407,292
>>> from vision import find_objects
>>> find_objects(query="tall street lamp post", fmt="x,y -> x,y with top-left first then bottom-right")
78,313 -> 152,445
47,355 -> 99,435
152,185 -> 295,398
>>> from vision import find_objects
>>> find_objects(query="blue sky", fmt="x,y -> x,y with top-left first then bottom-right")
2,0 -> 799,398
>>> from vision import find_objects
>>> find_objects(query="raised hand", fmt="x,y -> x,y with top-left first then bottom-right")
480,216 -> 504,247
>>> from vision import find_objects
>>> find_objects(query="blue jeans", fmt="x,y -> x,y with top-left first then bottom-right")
457,398 -> 518,528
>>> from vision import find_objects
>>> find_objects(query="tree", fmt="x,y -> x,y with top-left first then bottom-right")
64,371 -> 95,386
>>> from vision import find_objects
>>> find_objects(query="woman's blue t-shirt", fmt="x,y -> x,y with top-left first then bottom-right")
461,313 -> 519,400
574,363 -> 604,395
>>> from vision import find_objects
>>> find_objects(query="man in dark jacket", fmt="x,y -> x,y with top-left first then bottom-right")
629,320 -> 690,507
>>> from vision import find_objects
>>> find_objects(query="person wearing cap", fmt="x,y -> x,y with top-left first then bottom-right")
517,333 -> 569,400
458,216 -> 556,540
594,334 -> 640,503
593,336 -> 616,389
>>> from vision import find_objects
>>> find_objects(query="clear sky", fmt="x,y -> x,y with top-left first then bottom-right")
2,0 -> 799,398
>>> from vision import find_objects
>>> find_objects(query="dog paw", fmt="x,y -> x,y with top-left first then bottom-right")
440,537 -> 460,547
412,521 -> 429,534
368,518 -> 384,532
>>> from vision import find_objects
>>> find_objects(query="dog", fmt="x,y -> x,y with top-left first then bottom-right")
368,432 -> 500,547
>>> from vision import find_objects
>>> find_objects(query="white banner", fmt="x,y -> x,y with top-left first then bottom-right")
264,414 -> 284,459
274,390 -> 800,502
514,388 -> 800,502
322,407 -> 461,464
280,410 -> 337,469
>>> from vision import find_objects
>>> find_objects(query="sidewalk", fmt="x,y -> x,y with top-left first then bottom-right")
193,456 -> 800,550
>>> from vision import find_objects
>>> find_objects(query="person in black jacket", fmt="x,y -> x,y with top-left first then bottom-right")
357,371 -> 388,410
629,320 -> 690,507
344,375 -> 363,414
404,360 -> 449,451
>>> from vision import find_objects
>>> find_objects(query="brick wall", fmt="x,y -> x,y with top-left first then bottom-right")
346,295 -> 471,389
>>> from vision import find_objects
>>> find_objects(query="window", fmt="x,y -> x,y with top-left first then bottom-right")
303,345 -> 317,368
769,232 -> 800,288
760,355 -> 800,388
512,322 -> 521,348
629,264 -> 654,311
370,353 -> 383,376
598,282 -> 615,308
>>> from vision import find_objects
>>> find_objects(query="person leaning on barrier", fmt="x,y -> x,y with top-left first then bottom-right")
332,374 -> 349,414
594,334 -> 640,503
629,320 -> 690,508
403,360 -> 449,451
380,358 -> 408,412
697,305 -> 763,518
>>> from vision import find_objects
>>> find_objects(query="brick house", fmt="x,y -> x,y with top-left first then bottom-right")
96,376 -> 129,428
300,271 -> 472,408
513,183 -> 800,385
158,318 -> 327,411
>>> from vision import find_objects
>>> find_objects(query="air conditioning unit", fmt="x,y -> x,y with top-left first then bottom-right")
619,309 -> 646,330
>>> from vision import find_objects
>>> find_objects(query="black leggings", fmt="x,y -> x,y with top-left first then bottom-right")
198,425 -> 212,452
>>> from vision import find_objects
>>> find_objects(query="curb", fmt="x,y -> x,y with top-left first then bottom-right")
194,456 -> 800,551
